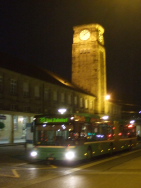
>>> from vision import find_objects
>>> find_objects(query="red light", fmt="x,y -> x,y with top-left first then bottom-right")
118,133 -> 122,136
108,134 -> 112,138
128,124 -> 134,128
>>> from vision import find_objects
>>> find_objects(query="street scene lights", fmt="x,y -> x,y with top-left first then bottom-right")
101,116 -> 109,120
105,95 -> 111,100
58,108 -> 67,114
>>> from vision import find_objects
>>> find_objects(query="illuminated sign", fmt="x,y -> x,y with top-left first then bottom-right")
0,115 -> 6,120
38,117 -> 69,124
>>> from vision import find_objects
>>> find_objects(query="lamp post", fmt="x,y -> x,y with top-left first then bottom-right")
58,108 -> 67,114
105,95 -> 111,100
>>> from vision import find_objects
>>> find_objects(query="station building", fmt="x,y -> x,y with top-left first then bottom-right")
0,24 -> 121,145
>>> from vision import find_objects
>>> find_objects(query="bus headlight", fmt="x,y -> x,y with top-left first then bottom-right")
65,151 -> 75,160
30,151 -> 38,157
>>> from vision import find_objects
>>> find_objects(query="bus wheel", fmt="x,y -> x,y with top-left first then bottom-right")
87,147 -> 92,161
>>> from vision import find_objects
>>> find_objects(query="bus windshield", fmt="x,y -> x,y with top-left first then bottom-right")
35,123 -> 76,146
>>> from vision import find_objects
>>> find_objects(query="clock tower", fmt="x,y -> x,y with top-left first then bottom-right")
72,23 -> 107,115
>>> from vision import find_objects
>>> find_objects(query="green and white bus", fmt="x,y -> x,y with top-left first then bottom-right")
30,113 -> 137,162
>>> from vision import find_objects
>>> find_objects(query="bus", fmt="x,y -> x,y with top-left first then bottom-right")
30,113 -> 137,162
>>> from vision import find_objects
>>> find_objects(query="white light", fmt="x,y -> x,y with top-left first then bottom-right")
19,117 -> 24,122
62,124 -> 66,129
105,95 -> 111,100
30,151 -> 37,157
130,120 -> 135,124
65,151 -> 75,160
102,116 -> 109,120
58,108 -> 67,114
96,134 -> 104,138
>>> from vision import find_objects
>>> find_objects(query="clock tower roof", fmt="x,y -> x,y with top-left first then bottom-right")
73,23 -> 104,34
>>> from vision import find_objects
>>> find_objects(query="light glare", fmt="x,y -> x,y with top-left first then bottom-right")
58,108 -> 67,114
65,151 -> 75,160
30,151 -> 37,157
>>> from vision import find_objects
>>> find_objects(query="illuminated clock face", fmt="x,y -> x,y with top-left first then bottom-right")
80,29 -> 90,40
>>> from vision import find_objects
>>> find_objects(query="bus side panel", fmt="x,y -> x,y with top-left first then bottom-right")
84,141 -> 113,158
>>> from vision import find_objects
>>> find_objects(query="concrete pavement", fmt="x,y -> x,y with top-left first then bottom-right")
0,144 -> 32,163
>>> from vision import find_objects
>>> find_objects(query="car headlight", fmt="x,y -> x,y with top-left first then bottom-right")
65,151 -> 75,160
30,151 -> 38,157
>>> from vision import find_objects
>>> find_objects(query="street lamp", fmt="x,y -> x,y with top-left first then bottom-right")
105,95 -> 111,100
101,115 -> 109,120
58,108 -> 67,114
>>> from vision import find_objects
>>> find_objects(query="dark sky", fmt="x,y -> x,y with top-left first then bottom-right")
1,0 -> 141,106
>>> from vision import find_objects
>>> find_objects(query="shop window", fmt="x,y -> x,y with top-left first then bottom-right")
14,116 -> 29,143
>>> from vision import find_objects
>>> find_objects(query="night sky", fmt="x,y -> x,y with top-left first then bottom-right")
1,0 -> 141,106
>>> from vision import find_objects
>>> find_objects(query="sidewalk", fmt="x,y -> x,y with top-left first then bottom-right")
0,144 -> 32,163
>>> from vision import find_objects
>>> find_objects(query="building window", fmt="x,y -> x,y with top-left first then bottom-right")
23,82 -> 29,97
10,79 -> 17,96
53,90 -> 58,101
0,75 -> 3,93
44,87 -> 49,100
61,92 -> 65,102
34,86 -> 40,98
11,104 -> 17,111
85,99 -> 89,108
80,97 -> 83,108
90,100 -> 93,110
0,102 -> 2,110
74,96 -> 78,105
68,94 -> 71,104
24,106 -> 30,112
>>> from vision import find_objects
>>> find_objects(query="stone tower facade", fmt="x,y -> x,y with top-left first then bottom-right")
72,24 -> 107,115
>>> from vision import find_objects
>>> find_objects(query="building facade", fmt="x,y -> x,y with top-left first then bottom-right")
0,53 -> 97,144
